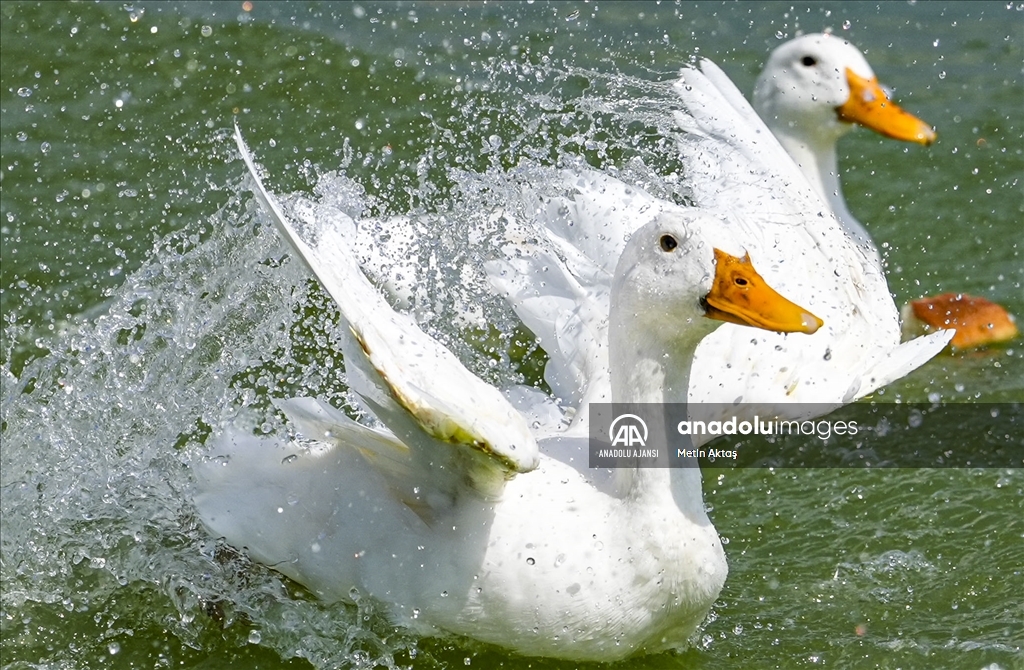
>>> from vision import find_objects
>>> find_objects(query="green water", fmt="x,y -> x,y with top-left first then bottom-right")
1,2 -> 1021,668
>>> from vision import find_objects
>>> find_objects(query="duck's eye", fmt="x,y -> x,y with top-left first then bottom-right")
801,55 -> 817,67
734,276 -> 749,287
659,235 -> 678,252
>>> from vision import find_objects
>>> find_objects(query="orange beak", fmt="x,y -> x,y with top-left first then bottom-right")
703,249 -> 823,334
836,68 -> 936,145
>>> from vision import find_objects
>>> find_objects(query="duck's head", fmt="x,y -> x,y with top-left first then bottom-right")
753,33 -> 935,147
611,213 -> 823,342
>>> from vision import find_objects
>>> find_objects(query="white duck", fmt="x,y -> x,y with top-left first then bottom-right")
195,127 -> 821,661
676,58 -> 950,407
488,60 -> 951,421
753,33 -> 1017,349
752,32 -> 936,246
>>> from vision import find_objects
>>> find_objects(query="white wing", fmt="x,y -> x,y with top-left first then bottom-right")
233,125 -> 539,497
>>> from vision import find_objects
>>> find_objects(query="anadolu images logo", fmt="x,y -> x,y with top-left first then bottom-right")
609,414 -> 648,448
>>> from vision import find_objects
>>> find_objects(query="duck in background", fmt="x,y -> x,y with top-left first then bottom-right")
488,59 -> 952,421
751,32 -> 1017,349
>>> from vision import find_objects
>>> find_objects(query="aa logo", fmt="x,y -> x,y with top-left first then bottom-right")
609,414 -> 648,448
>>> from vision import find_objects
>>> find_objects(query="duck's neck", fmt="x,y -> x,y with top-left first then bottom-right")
607,301 -> 711,515
770,126 -> 873,246
608,321 -> 704,406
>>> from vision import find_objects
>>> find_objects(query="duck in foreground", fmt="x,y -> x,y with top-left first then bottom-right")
195,126 -> 820,661
753,32 -> 1017,349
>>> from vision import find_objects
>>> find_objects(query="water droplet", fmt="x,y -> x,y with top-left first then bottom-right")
247,630 -> 262,644
108,642 -> 121,655
16,131 -> 27,142
526,557 -> 535,565
281,454 -> 298,464
17,87 -> 31,98
842,20 -> 851,30
201,25 -> 213,37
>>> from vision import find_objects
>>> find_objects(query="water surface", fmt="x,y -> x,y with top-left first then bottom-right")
2,2 -> 1021,668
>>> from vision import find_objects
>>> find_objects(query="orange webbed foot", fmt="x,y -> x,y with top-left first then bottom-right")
902,293 -> 1019,350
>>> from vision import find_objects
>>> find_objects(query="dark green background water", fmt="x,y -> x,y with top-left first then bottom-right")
2,2 -> 1021,669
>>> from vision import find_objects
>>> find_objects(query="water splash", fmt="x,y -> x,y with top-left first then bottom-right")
0,175 -> 424,666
